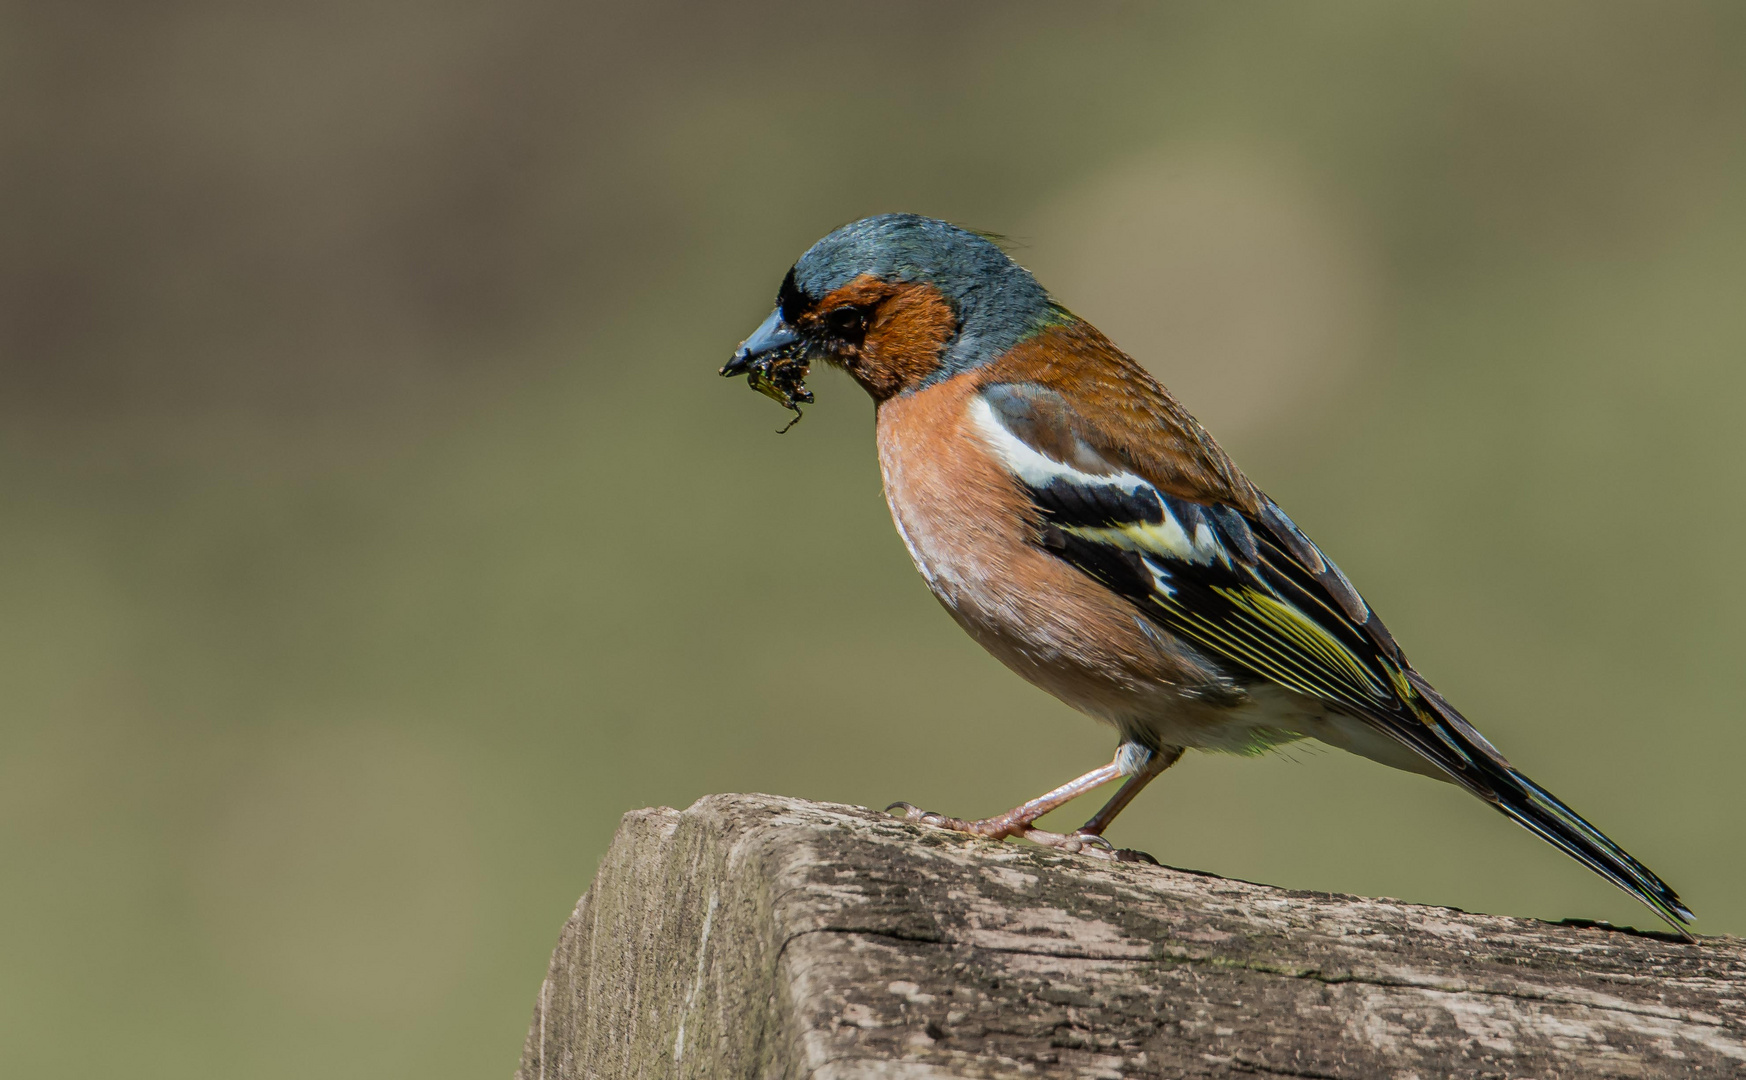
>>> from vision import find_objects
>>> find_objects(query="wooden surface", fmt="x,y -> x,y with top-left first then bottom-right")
517,793 -> 1744,1079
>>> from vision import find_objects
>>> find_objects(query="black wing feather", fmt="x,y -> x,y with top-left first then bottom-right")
1022,464 -> 1694,934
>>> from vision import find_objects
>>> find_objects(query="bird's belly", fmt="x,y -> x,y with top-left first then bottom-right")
889,483 -> 1360,757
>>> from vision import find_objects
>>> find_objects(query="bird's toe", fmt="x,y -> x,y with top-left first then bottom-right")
1020,827 -> 1158,864
886,802 -> 951,828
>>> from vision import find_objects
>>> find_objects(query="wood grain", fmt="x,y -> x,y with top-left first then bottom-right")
517,794 -> 1743,1079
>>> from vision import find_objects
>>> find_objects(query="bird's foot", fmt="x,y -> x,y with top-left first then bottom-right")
885,803 -> 1158,863
1022,827 -> 1160,864
885,802 -> 1032,840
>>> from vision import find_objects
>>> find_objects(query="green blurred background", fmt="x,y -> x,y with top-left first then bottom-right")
4,2 -> 1744,1075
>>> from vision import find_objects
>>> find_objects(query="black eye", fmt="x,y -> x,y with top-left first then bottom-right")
825,306 -> 868,338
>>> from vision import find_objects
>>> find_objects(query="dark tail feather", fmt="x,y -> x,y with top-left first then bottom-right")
1402,672 -> 1694,938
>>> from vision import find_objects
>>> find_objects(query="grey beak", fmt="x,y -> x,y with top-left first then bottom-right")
721,308 -> 800,376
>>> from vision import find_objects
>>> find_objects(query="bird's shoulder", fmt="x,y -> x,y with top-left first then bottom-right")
971,319 -> 1259,512
966,318 -> 1401,666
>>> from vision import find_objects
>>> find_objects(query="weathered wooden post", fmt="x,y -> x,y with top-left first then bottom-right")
517,793 -> 1744,1078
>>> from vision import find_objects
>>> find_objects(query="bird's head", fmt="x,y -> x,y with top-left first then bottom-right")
723,214 -> 1062,406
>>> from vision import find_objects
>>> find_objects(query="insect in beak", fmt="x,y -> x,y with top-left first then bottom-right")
722,308 -> 814,433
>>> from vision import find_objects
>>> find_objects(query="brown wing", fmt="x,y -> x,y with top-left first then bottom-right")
973,319 -> 1261,511
975,319 -> 1390,651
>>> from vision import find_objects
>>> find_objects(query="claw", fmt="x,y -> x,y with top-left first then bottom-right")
1061,829 -> 1161,864
886,802 -> 951,828
886,801 -> 1161,862
884,801 -> 1023,838
1019,827 -> 1077,852
1013,827 -> 1158,863
1018,827 -> 1105,854
1108,846 -> 1160,865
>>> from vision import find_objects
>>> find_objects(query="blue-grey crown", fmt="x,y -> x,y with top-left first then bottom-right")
789,214 -> 1060,381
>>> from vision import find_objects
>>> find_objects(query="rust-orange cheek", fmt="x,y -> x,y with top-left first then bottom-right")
820,280 -> 958,402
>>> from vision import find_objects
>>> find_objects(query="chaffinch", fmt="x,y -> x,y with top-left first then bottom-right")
722,213 -> 1693,937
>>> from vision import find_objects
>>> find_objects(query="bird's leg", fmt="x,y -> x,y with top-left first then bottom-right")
1074,744 -> 1184,838
1012,744 -> 1182,863
887,757 -> 1126,842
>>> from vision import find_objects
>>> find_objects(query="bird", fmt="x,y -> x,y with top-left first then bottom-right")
720,213 -> 1694,938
